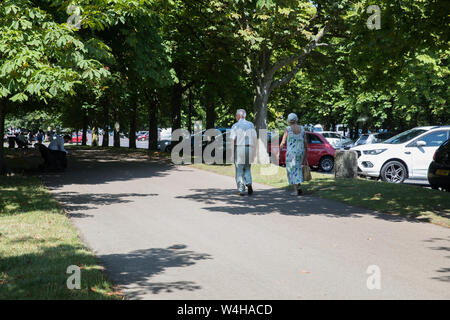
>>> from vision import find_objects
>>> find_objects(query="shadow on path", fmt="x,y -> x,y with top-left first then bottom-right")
99,245 -> 212,299
425,236 -> 450,283
177,187 -> 429,224
51,192 -> 158,218
42,149 -> 178,189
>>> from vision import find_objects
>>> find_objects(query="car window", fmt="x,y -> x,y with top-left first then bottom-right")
356,134 -> 369,145
384,129 -> 428,144
371,136 -> 381,143
417,130 -> 449,147
323,132 -> 341,139
307,134 -> 323,144
376,132 -> 394,141
442,139 -> 450,151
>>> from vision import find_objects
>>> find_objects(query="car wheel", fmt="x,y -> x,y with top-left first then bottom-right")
319,156 -> 334,172
381,161 -> 407,183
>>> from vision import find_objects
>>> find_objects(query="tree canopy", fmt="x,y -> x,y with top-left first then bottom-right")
1,0 -> 448,169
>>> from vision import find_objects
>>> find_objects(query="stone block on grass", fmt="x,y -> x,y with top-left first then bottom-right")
334,150 -> 358,179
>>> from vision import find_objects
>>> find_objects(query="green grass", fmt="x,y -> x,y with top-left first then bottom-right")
0,176 -> 123,299
192,163 -> 450,227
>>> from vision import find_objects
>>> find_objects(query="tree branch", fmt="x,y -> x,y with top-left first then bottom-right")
316,43 -> 335,47
268,25 -> 330,77
269,24 -> 329,91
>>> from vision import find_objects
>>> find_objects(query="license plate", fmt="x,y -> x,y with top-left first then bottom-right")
436,169 -> 449,176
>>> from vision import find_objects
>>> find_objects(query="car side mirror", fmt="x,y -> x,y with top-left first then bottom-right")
416,140 -> 426,147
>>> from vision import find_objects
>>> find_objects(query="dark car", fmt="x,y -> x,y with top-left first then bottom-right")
190,128 -> 230,154
63,134 -> 72,143
428,139 -> 450,191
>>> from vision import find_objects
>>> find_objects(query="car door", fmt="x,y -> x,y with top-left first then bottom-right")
306,133 -> 324,166
406,130 -> 450,178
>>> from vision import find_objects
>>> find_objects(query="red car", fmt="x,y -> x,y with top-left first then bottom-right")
270,131 -> 335,172
137,134 -> 148,141
71,133 -> 83,143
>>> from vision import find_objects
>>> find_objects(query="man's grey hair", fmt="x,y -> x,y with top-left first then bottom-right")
236,109 -> 246,118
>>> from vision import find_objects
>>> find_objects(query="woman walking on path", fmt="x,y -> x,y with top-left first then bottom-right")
280,113 -> 308,195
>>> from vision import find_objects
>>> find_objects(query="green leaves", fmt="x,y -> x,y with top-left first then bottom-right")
10,92 -> 29,102
0,0 -> 110,107
256,0 -> 275,9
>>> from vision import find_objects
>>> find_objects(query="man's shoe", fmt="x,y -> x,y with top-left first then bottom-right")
237,192 -> 245,196
297,188 -> 303,196
247,184 -> 253,195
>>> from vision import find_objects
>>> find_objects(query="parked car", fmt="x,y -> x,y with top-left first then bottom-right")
271,131 -> 336,172
137,131 -> 149,141
137,134 -> 147,141
428,139 -> 450,191
158,139 -> 172,152
63,134 -> 72,143
352,126 -> 450,183
353,131 -> 397,147
320,131 -> 353,148
157,129 -> 191,153
71,133 -> 83,143
338,138 -> 359,150
190,128 -> 231,156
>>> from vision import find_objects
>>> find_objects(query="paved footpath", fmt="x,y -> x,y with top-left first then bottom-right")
43,151 -> 449,299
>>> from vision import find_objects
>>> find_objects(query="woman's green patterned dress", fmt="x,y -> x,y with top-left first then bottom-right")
285,126 -> 305,185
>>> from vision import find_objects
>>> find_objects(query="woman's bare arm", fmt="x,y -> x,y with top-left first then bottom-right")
280,129 -> 288,149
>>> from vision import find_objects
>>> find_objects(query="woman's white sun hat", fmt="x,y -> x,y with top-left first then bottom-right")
287,113 -> 298,123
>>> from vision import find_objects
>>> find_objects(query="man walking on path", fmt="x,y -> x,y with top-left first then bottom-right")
230,109 -> 257,196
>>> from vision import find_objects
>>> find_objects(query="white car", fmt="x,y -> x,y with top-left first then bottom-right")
321,131 -> 353,148
352,126 -> 450,183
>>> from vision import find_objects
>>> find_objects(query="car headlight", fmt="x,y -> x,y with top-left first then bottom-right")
363,149 -> 387,155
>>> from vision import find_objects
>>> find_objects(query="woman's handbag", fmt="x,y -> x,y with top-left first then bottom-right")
302,162 -> 312,181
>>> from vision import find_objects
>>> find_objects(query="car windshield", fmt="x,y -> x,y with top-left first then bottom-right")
355,135 -> 369,145
383,129 -> 428,144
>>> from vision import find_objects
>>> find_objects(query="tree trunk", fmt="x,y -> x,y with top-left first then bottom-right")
102,103 -> 109,147
148,92 -> 159,151
253,75 -> 272,165
188,88 -> 193,133
0,99 -> 6,174
362,122 -> 369,134
253,80 -> 271,132
113,107 -> 120,148
205,88 -> 215,130
129,100 -> 137,149
82,112 -> 88,146
171,82 -> 183,131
